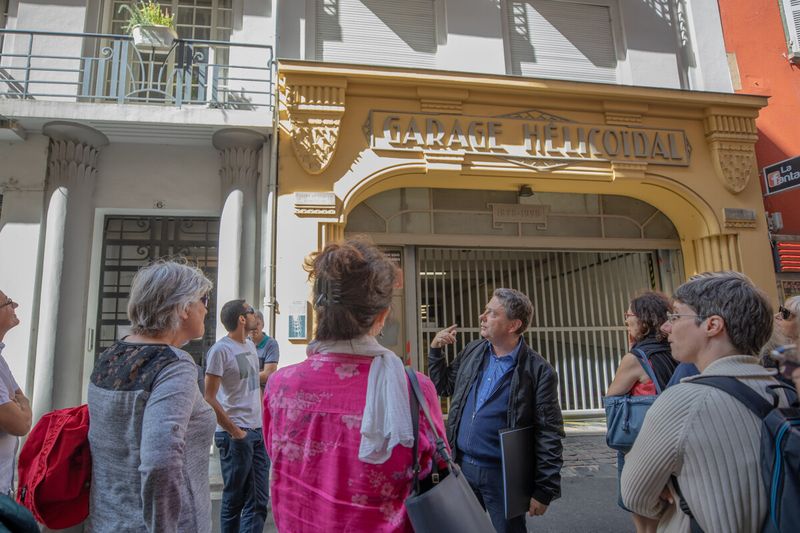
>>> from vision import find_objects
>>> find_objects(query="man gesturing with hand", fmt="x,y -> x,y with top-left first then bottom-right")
428,288 -> 564,533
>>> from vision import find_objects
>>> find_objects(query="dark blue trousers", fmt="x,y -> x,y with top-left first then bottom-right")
460,458 -> 527,533
215,429 -> 270,533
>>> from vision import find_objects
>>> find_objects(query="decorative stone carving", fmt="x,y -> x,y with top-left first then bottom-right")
692,233 -> 741,271
704,111 -> 759,194
219,147 -> 260,191
213,128 -> 265,192
43,121 -> 108,191
318,221 -> 345,248
294,191 -> 340,218
284,78 -> 347,175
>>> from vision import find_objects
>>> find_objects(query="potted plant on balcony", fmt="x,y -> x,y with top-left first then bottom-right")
119,1 -> 178,51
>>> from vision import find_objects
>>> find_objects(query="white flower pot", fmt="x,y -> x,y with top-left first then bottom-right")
131,25 -> 178,51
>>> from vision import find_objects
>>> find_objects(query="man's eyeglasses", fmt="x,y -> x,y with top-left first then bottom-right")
200,295 -> 209,308
666,312 -> 706,324
242,306 -> 255,316
0,299 -> 17,310
778,306 -> 795,321
623,312 -> 636,320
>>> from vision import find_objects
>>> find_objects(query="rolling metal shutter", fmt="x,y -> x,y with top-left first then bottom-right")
507,0 -> 618,83
316,0 -> 436,68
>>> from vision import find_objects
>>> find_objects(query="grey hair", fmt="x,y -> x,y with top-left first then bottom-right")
128,260 -> 212,337
493,288 -> 534,335
254,310 -> 265,323
673,271 -> 772,356
785,295 -> 800,316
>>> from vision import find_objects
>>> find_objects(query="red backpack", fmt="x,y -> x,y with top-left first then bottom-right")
16,404 -> 91,529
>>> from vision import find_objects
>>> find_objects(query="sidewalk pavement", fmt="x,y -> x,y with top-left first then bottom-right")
210,421 -> 630,533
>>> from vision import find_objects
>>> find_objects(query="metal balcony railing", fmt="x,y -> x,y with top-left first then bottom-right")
0,29 -> 273,109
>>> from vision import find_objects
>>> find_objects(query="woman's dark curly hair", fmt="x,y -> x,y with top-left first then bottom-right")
304,237 -> 398,341
629,291 -> 670,342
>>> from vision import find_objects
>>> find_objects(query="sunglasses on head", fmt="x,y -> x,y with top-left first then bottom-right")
242,306 -> 255,316
778,306 -> 795,321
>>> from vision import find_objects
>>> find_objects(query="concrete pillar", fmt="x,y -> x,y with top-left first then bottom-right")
32,122 -> 107,420
213,129 -> 265,336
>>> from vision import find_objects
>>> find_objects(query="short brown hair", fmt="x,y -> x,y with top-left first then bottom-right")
305,238 -> 397,341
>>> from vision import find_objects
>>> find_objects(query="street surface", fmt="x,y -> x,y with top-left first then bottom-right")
212,428 -> 634,533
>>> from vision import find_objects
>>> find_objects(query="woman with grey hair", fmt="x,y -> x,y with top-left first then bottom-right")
87,260 -> 216,533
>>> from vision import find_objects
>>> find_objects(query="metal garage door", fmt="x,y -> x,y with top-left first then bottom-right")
417,247 -> 672,414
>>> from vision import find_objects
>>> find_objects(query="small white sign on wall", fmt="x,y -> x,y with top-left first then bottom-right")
287,300 -> 308,340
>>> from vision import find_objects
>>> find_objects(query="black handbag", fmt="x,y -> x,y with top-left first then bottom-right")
404,368 -> 494,533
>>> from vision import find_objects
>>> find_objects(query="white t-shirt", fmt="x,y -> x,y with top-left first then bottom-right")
0,344 -> 21,494
205,336 -> 262,431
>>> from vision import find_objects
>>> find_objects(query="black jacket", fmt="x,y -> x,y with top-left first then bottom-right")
428,338 -> 565,505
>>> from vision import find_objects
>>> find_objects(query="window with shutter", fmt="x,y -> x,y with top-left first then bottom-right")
506,0 -> 618,83
779,0 -> 800,57
315,0 -> 436,68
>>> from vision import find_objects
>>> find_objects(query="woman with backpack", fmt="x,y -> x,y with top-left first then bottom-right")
87,260 -> 216,533
606,291 -> 678,533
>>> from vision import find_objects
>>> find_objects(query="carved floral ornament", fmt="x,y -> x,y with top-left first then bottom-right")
704,112 -> 759,194
284,77 -> 347,175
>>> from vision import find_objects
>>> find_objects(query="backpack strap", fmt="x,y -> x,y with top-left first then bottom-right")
670,475 -> 705,533
631,348 -> 662,394
690,376 -> 773,419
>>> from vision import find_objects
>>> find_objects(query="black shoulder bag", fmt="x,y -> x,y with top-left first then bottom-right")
404,367 -> 494,533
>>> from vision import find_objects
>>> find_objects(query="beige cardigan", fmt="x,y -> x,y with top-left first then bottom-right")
620,355 -> 788,533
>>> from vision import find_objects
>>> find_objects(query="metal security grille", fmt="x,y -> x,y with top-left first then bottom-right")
95,215 -> 219,365
418,247 -> 661,414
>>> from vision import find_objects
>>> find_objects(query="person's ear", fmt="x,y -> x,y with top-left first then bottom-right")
508,319 -> 522,335
705,315 -> 726,337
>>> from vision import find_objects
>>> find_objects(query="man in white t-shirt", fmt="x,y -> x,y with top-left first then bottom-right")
0,290 -> 32,496
204,299 -> 268,533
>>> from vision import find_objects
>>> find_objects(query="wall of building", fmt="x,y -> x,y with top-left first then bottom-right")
0,133 -> 47,393
272,62 -> 772,367
718,0 -> 800,234
276,0 -> 732,92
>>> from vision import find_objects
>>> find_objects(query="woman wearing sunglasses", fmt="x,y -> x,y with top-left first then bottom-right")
87,260 -> 216,532
775,296 -> 799,342
773,296 -> 800,390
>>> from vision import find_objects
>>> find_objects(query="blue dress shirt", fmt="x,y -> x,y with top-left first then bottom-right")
475,339 -> 521,411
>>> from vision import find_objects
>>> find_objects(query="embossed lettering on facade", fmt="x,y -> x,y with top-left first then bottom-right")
370,110 -> 691,166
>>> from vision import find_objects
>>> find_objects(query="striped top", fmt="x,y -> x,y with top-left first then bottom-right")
621,355 -> 788,533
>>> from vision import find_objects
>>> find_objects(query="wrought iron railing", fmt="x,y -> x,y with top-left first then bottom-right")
0,29 -> 273,109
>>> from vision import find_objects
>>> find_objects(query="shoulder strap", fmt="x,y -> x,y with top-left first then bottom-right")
405,367 -> 452,464
631,348 -> 662,394
406,367 -> 422,494
690,376 -> 773,418
671,475 -> 705,533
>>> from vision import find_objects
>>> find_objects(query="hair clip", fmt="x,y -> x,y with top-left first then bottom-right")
314,277 -> 341,307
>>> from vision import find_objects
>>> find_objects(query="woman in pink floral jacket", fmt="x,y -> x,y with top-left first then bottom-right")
263,239 -> 448,532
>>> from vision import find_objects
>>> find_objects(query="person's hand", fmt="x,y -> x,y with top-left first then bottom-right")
231,428 -> 247,440
528,497 -> 548,516
13,391 -> 29,411
430,324 -> 458,349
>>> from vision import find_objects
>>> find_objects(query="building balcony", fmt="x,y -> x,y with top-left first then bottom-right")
0,29 -> 274,143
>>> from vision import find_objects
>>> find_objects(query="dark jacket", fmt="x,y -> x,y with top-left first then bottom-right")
429,338 -> 565,505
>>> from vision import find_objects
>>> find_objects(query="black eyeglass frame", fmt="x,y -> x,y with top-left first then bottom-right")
778,306 -> 795,321
0,299 -> 16,309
